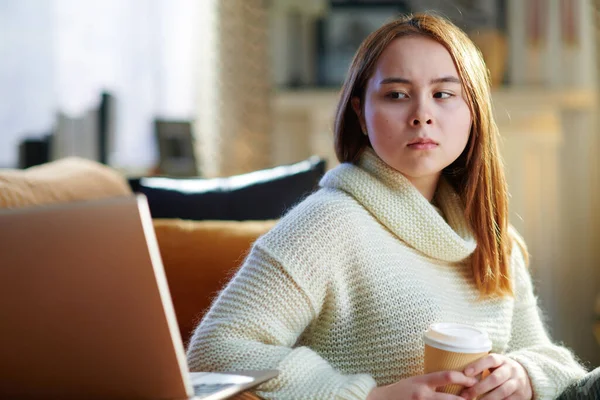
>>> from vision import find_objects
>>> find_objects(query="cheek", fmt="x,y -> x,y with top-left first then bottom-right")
442,103 -> 471,143
370,114 -> 392,137
366,104 -> 405,138
459,112 -> 473,144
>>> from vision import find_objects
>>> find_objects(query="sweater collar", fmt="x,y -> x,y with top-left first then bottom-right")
319,148 -> 476,263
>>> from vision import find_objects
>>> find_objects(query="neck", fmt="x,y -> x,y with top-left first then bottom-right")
403,173 -> 441,202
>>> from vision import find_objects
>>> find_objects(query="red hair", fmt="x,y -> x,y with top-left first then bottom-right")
334,13 -> 525,298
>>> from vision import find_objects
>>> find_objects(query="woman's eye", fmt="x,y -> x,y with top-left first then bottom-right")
387,92 -> 407,99
434,92 -> 453,99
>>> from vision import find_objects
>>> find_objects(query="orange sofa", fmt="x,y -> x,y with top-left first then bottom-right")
0,157 -> 276,346
153,218 -> 275,345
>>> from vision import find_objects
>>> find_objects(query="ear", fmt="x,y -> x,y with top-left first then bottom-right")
351,96 -> 366,133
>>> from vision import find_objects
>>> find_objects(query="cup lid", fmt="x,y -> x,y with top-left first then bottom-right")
423,322 -> 492,353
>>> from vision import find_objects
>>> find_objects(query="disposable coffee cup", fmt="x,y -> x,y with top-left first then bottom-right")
423,322 -> 492,395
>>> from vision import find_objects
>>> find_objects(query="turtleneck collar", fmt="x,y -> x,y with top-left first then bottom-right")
319,148 -> 476,263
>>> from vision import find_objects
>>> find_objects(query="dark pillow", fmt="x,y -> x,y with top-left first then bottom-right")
129,157 -> 326,221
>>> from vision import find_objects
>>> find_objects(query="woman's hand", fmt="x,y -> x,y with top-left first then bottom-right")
367,371 -> 478,400
459,354 -> 533,400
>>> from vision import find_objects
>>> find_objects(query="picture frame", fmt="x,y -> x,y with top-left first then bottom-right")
155,119 -> 198,177
315,3 -> 408,86
314,0 -> 508,87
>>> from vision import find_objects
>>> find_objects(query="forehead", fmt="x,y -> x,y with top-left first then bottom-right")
372,36 -> 460,81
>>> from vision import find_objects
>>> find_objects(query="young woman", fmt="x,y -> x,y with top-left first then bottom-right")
187,13 -> 587,399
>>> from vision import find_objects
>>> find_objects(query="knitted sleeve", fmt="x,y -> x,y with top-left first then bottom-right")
186,243 -> 377,400
505,243 -> 587,399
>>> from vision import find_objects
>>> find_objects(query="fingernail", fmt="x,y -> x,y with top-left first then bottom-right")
465,368 -> 474,376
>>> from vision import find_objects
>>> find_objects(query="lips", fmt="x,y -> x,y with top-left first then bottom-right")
407,138 -> 438,148
408,138 -> 437,146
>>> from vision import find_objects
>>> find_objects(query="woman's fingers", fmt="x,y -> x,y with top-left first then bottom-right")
502,392 -> 524,400
460,364 -> 512,399
423,370 -> 478,388
478,379 -> 518,400
464,354 -> 504,377
433,393 -> 470,400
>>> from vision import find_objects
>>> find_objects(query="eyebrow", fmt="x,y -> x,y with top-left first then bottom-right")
379,76 -> 461,85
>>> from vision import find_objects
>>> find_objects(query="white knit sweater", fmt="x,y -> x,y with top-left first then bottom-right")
186,148 -> 586,399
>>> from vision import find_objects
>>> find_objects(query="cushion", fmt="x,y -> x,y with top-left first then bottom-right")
0,157 -> 132,209
152,218 -> 277,346
131,156 -> 326,220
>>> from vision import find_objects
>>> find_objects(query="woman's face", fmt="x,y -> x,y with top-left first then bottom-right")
353,36 -> 472,188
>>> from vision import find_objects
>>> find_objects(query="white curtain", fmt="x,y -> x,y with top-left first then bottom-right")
0,0 -> 198,170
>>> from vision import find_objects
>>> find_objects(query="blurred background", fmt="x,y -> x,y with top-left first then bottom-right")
1,0 -> 599,368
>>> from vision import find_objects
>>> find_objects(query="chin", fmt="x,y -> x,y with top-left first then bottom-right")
394,165 -> 443,181
398,169 -> 442,181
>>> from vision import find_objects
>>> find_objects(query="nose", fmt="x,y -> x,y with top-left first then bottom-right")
410,117 -> 433,126
409,100 -> 433,127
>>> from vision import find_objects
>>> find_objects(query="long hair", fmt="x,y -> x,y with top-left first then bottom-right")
334,13 -> 525,298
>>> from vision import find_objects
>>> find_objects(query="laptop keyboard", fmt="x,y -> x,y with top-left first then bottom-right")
193,383 -> 237,398
190,372 -> 256,399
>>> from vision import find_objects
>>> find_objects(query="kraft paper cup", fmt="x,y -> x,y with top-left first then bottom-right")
423,323 -> 492,395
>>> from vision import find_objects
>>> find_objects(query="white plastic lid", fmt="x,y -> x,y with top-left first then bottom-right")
423,323 -> 492,354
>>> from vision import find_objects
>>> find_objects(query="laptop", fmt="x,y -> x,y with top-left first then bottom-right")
0,195 -> 278,399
